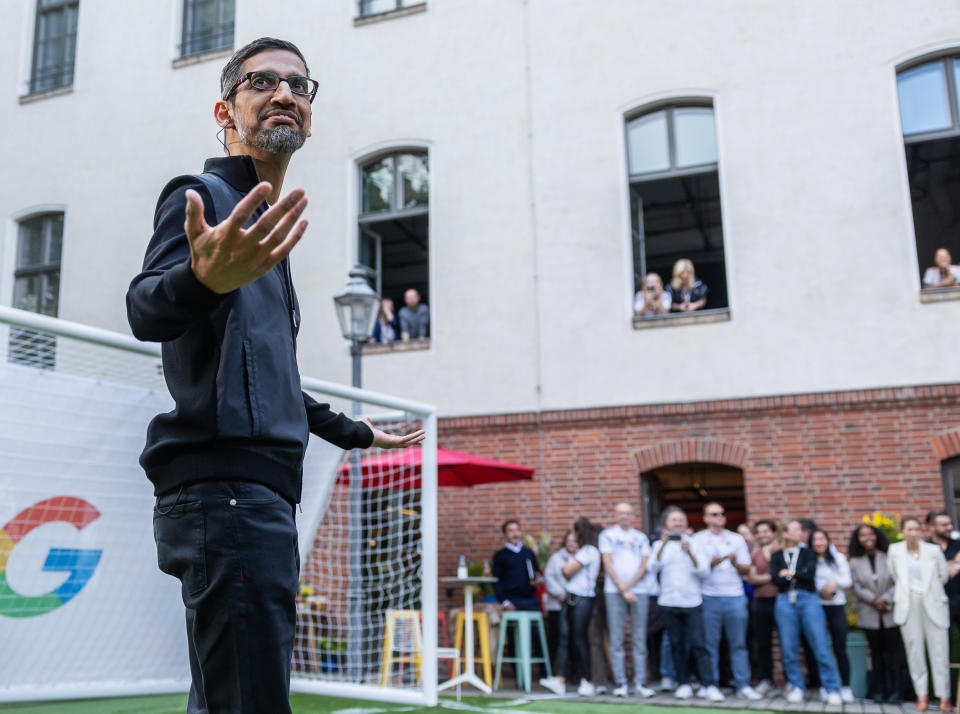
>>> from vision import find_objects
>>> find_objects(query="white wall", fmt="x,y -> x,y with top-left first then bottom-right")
1,0 -> 958,416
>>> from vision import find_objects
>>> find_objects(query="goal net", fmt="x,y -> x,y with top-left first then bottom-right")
0,306 -> 438,707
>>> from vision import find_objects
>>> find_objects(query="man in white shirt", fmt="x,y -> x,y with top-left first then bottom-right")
692,503 -> 761,700
649,506 -> 724,703
599,502 -> 656,698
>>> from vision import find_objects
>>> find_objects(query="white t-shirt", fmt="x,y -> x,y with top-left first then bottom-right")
566,545 -> 601,597
650,536 -> 709,608
814,552 -> 852,605
692,529 -> 750,597
923,265 -> 960,288
599,525 -> 652,594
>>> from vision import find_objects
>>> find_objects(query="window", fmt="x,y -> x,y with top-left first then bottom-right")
943,457 -> 960,527
357,0 -> 422,18
897,55 -> 960,295
180,0 -> 234,58
358,151 -> 429,346
29,0 -> 79,94
10,213 -> 63,368
626,103 -> 729,322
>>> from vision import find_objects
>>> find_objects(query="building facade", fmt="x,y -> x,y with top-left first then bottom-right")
3,1 -> 960,578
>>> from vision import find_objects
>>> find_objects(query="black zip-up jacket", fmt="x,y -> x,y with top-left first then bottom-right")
770,547 -> 818,593
126,156 -> 372,503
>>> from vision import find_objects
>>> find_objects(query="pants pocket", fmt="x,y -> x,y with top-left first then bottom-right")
154,501 -> 207,596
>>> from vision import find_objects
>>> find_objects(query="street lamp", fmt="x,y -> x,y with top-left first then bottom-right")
333,264 -> 380,683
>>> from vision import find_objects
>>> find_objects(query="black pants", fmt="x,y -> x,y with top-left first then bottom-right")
864,625 -> 902,700
661,605 -> 714,687
750,597 -> 777,682
556,596 -> 595,682
154,481 -> 299,714
822,604 -> 850,686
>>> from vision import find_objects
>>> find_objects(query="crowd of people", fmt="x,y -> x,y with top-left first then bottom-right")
488,505 -> 960,710
634,258 -> 709,317
371,288 -> 430,343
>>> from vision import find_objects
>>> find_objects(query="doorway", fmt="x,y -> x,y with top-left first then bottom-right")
640,462 -> 746,533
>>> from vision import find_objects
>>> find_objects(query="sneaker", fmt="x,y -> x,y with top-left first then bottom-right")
594,684 -> 607,695
705,685 -> 726,702
840,686 -> 855,703
577,679 -> 596,697
612,684 -> 628,698
786,687 -> 805,703
539,676 -> 565,695
756,679 -> 775,696
826,691 -> 842,706
738,686 -> 763,701
675,684 -> 694,699
696,686 -> 708,699
635,684 -> 656,698
659,677 -> 677,691
820,687 -> 830,702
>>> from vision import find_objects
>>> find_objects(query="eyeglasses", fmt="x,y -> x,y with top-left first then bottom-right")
706,511 -> 725,517
644,285 -> 658,291
227,71 -> 318,103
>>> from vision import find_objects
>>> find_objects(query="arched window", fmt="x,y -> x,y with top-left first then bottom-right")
358,151 -> 430,345
626,102 -> 729,322
897,54 -> 960,294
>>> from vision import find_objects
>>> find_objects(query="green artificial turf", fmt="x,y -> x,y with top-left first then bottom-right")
0,693 -> 770,714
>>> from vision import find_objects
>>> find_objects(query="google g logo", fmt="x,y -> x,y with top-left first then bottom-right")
0,497 -> 103,618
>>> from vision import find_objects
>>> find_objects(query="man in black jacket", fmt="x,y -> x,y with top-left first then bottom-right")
492,520 -> 542,611
127,37 -> 423,714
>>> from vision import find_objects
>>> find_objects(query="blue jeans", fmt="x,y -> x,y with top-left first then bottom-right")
774,590 -> 840,693
154,481 -> 299,714
702,594 -> 751,689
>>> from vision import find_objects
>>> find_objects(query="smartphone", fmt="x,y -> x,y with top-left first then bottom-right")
668,534 -> 682,541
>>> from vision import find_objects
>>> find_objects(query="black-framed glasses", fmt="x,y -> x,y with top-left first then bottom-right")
227,71 -> 318,102
706,511 -> 725,517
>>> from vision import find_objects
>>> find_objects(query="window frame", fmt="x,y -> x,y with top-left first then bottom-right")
356,0 -> 426,20
29,0 -> 79,95
942,456 -> 960,529
179,0 -> 235,60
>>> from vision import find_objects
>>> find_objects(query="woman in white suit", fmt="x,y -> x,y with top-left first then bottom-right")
888,516 -> 951,712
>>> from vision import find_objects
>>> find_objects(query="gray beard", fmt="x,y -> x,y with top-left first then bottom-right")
237,123 -> 305,155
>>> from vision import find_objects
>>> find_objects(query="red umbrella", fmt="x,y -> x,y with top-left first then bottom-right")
336,446 -> 535,489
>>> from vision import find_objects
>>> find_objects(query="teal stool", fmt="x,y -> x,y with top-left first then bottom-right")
494,610 -> 552,691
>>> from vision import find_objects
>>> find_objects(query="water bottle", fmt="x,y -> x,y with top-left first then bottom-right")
457,555 -> 468,579
482,560 -> 491,577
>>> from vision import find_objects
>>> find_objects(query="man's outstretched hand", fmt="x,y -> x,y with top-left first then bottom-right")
358,417 -> 426,450
185,181 -> 309,294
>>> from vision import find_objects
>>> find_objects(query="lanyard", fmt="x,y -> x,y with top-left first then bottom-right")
785,549 -> 798,574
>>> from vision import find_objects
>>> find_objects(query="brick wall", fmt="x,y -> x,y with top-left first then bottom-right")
435,383 -> 960,605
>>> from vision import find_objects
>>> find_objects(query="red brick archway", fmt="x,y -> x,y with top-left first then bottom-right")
933,430 -> 960,460
633,438 -> 749,472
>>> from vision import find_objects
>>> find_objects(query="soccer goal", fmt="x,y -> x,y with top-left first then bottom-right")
0,305 -> 439,707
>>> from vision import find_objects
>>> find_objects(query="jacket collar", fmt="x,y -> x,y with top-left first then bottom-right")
202,155 -> 261,194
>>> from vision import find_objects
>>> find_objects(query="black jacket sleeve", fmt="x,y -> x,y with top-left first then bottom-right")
302,391 -> 374,450
126,178 -> 226,342
770,551 -> 789,590
793,548 -> 817,589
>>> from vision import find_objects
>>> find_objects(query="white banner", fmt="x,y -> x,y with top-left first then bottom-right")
0,363 -> 342,701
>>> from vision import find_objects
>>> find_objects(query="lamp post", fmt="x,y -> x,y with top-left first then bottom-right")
333,264 -> 380,682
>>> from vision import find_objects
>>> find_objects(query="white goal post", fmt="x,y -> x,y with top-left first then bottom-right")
0,305 -> 439,707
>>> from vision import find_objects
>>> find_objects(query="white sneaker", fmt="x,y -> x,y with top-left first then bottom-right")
675,684 -> 693,699
659,677 -> 677,691
577,679 -> 596,697
840,686 -> 855,703
696,686 -> 708,699
738,686 -> 763,701
819,687 -> 830,702
594,684 -> 607,695
705,685 -> 726,702
539,676 -> 565,695
826,691 -> 842,706
756,679 -> 775,696
612,684 -> 628,698
635,684 -> 656,698
786,687 -> 805,703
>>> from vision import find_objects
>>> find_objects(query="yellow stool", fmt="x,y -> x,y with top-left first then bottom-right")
453,610 -> 493,688
379,610 -> 423,686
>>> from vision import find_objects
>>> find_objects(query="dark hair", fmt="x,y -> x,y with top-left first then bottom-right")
848,524 -> 890,557
754,519 -> 778,533
702,501 -> 723,515
799,519 -> 817,532
901,516 -> 921,530
220,37 -> 310,101
501,519 -> 520,535
926,509 -> 951,526
807,528 -> 835,566
573,517 -> 597,548
661,506 -> 686,527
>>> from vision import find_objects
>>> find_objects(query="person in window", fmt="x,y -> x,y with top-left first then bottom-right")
848,524 -> 901,704
809,529 -> 854,703
888,516 -> 951,712
634,273 -> 671,317
399,288 -> 429,341
770,520 -> 842,705
668,259 -> 708,312
922,248 -> 960,289
539,517 -> 601,697
371,297 -> 398,344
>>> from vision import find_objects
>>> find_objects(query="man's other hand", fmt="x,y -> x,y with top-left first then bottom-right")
185,182 -> 308,294
358,417 -> 426,449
